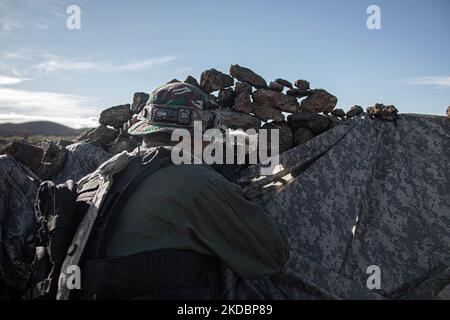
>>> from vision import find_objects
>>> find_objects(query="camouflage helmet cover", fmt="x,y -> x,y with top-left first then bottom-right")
128,82 -> 223,136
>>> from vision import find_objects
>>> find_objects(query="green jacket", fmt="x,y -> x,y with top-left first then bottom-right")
105,163 -> 289,280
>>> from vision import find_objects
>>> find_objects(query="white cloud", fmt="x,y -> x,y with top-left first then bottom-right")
0,75 -> 32,85
403,76 -> 450,87
0,20 -> 22,32
0,87 -> 100,128
0,75 -> 33,85
35,55 -> 178,73
35,58 -> 98,73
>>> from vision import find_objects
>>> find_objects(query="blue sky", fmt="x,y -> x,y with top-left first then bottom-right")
0,0 -> 449,128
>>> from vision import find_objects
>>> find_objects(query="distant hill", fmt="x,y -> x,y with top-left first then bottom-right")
0,121 -> 85,137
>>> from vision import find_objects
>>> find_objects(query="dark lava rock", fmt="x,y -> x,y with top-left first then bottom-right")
366,103 -> 399,121
331,108 -> 346,118
221,109 -> 261,130
229,64 -> 268,89
287,111 -> 330,134
99,104 -> 132,129
253,105 -> 284,122
446,106 -> 450,118
37,141 -> 68,180
294,79 -> 310,91
218,88 -> 236,108
184,75 -> 202,89
200,68 -> 234,93
167,79 -> 181,84
260,121 -> 294,153
234,91 -> 253,113
74,125 -> 119,150
252,89 -> 299,113
235,82 -> 252,95
268,81 -> 284,92
346,105 -> 364,118
3,140 -> 43,173
274,78 -> 293,89
294,127 -> 316,145
300,89 -> 337,113
131,92 -> 150,114
286,88 -> 310,98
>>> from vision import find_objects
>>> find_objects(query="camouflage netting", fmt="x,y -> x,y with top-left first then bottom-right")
0,64 -> 449,299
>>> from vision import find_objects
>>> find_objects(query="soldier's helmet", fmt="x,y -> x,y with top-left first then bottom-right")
128,82 -> 224,136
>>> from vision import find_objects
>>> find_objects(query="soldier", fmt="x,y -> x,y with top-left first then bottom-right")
62,82 -> 289,300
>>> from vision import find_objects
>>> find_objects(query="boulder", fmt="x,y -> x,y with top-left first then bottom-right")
268,81 -> 284,92
294,79 -> 310,91
293,127 -> 315,145
221,109 -> 261,130
131,92 -> 150,114
234,91 -> 253,113
366,103 -> 398,121
260,121 -> 294,153
184,75 -> 202,89
167,78 -> 181,84
235,82 -> 252,95
217,88 -> 236,108
346,105 -> 364,118
2,140 -> 43,173
331,108 -> 346,118
253,105 -> 284,122
73,125 -> 119,149
252,89 -> 299,113
229,64 -> 268,89
300,89 -> 337,113
286,88 -> 310,98
274,78 -> 293,89
200,68 -> 234,93
287,111 -> 330,134
99,104 -> 132,129
36,141 -> 68,180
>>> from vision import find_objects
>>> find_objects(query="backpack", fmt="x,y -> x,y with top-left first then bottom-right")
29,179 -> 80,299
29,147 -> 174,299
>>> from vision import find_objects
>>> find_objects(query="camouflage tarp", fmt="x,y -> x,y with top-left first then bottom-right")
233,114 -> 450,299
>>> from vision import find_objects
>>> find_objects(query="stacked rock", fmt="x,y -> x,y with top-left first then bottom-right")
183,64 -> 340,148
1,140 -> 68,180
0,65 -> 407,184
74,98 -> 147,154
74,64 -> 402,155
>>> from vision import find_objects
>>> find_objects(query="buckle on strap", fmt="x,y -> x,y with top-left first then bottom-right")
36,278 -> 52,296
